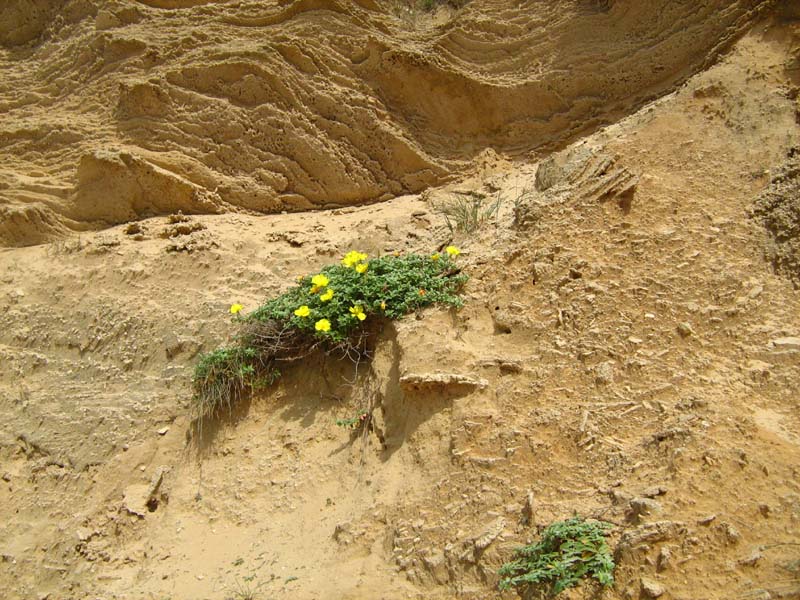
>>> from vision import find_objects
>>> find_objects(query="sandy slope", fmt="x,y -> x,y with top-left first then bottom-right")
0,0 -> 775,245
1,3 -> 800,600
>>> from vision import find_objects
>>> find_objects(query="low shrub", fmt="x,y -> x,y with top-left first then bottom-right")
192,248 -> 467,419
498,517 -> 615,596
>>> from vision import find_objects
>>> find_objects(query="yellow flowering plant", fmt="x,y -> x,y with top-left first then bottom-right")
193,249 -> 467,417
249,250 -> 466,338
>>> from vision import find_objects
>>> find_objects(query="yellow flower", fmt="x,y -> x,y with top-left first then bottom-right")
355,262 -> 368,274
445,245 -> 460,257
431,253 -> 440,261
230,303 -> 244,315
311,274 -> 329,288
349,305 -> 366,321
380,301 -> 386,310
294,305 -> 311,317
315,318 -> 331,332
342,251 -> 368,268
320,288 -> 334,302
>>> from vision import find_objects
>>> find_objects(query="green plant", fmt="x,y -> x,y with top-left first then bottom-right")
498,517 -> 615,596
192,347 -> 280,418
436,191 -> 501,234
226,573 -> 267,600
336,410 -> 369,430
192,249 -> 467,418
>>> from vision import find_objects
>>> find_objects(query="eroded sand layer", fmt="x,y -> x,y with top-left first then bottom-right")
0,0 -> 774,244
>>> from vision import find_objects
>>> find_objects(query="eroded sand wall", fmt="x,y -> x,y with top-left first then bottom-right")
0,0 -> 775,244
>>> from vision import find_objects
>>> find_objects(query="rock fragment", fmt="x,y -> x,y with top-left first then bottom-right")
698,514 -> 716,526
459,517 -> 505,564
722,522 -> 741,544
616,521 -> 681,562
657,546 -> 671,572
122,466 -> 169,516
771,336 -> 800,350
520,490 -> 536,526
745,359 -> 772,381
739,549 -> 763,567
422,550 -> 449,584
642,486 -> 668,498
534,145 -> 639,209
399,373 -> 488,392
594,361 -> 615,385
627,498 -> 662,523
641,577 -> 666,598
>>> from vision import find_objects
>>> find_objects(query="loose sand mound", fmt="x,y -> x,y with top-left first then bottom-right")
0,0 -> 774,245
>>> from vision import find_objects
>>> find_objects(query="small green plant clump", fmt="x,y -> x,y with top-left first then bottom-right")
193,347 -> 280,416
335,410 -> 369,430
436,191 -> 501,234
192,248 -> 467,419
498,517 -> 615,596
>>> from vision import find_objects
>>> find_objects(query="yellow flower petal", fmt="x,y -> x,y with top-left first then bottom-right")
315,318 -> 331,332
294,305 -> 311,317
230,303 -> 244,314
431,253 -> 440,261
349,305 -> 366,321
445,245 -> 460,257
320,288 -> 334,302
311,274 -> 329,288
355,262 -> 368,274
342,251 -> 368,268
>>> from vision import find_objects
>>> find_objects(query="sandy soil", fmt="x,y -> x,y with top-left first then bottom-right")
0,0 -> 777,245
1,2 -> 799,600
